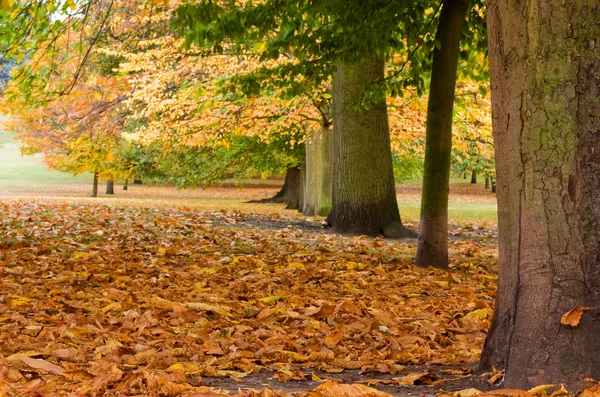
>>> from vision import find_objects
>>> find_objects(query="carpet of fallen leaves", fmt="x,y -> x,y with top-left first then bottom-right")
0,199 -> 497,396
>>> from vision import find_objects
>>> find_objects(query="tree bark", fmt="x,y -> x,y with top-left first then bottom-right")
298,163 -> 306,213
106,180 -> 115,195
91,172 -> 99,197
303,121 -> 333,217
326,54 -> 415,238
470,169 -> 477,184
284,166 -> 301,210
415,0 -> 470,270
478,0 -> 600,389
248,166 -> 297,204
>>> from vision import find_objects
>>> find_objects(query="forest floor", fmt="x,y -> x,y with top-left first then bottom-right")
0,136 -> 506,396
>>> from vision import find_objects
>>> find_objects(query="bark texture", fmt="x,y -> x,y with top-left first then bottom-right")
479,0 -> 600,389
415,0 -> 470,269
91,173 -> 99,198
304,122 -> 333,216
284,166 -> 301,210
326,55 -> 414,238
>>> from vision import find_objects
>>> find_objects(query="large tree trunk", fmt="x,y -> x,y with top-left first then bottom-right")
415,0 -> 470,270
326,54 -> 414,238
106,180 -> 115,195
91,172 -> 99,197
478,0 -> 600,389
303,121 -> 333,217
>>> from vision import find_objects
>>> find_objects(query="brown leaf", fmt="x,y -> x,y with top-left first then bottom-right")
561,306 -> 594,327
305,382 -> 393,397
392,371 -> 433,385
20,357 -> 65,376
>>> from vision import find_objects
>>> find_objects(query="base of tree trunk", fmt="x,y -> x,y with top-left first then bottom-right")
106,180 -> 115,195
416,214 -> 449,269
326,202 -> 417,238
123,180 -> 129,191
133,179 -> 143,185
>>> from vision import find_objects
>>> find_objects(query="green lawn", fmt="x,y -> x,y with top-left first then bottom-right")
0,132 -> 91,188
0,130 -> 497,223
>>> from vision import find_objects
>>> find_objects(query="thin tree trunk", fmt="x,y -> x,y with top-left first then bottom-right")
485,176 -> 490,189
463,172 -> 467,179
326,54 -> 415,238
415,0 -> 470,270
298,163 -> 306,213
123,179 -> 128,191
491,179 -> 496,194
470,169 -> 477,184
478,0 -> 600,389
106,180 -> 115,195
303,120 -> 333,217
91,172 -> 99,197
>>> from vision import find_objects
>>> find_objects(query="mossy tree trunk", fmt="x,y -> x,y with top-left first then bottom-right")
478,0 -> 600,389
91,172 -> 99,198
106,180 -> 115,195
304,119 -> 333,217
326,54 -> 414,238
415,0 -> 470,269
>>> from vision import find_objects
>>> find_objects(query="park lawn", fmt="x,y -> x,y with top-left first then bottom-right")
0,131 -> 497,224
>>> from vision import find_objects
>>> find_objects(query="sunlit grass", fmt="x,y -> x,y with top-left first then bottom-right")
0,131 -> 497,224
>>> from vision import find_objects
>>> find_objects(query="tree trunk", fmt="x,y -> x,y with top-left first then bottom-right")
133,179 -> 143,185
91,172 -> 99,197
248,167 -> 296,204
303,121 -> 333,217
491,179 -> 496,194
470,169 -> 477,184
106,180 -> 115,195
284,166 -> 301,210
298,163 -> 306,213
415,0 -> 470,270
485,176 -> 490,189
123,179 -> 128,191
463,172 -> 467,179
326,54 -> 415,238
478,0 -> 600,389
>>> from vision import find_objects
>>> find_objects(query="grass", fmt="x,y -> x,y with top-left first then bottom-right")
0,131 -> 497,224
0,131 -> 91,188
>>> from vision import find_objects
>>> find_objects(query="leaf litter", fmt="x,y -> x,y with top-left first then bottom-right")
0,199 -> 498,395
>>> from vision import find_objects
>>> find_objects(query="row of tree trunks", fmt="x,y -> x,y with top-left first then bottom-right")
415,0 -> 471,269
91,176 -> 136,197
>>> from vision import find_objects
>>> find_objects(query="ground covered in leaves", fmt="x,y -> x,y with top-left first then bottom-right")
0,198 -> 498,396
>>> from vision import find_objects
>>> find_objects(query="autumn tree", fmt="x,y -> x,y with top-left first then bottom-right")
477,0 -> 600,388
175,1 -> 457,237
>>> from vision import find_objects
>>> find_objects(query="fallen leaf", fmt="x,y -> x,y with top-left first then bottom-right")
561,306 -> 594,327
20,356 -> 65,376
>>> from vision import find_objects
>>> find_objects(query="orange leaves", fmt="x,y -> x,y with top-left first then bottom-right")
561,306 -> 594,327
0,199 -> 498,395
